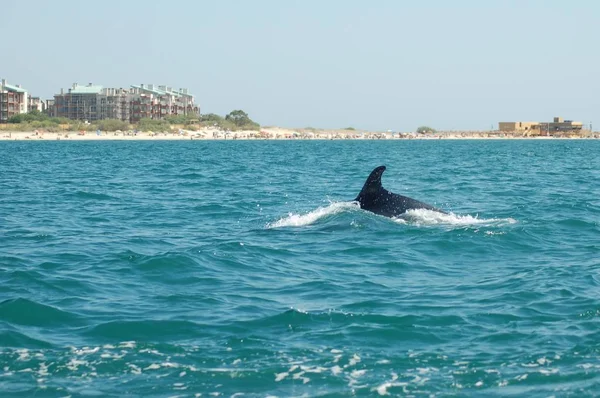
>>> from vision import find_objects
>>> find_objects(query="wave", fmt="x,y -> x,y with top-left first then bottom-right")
71,190 -> 115,200
267,201 -> 360,228
0,330 -> 55,348
395,208 -> 517,227
86,319 -> 206,341
0,298 -> 83,327
268,202 -> 516,228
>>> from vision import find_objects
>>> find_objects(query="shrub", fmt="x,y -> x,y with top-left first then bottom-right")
97,119 -> 130,132
138,118 -> 171,132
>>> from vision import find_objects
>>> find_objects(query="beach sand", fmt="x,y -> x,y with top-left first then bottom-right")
0,127 -> 596,141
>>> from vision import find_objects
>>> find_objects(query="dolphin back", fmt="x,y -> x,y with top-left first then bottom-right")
356,166 -> 445,217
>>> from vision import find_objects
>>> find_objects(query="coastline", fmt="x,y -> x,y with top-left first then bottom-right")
0,127 -> 597,141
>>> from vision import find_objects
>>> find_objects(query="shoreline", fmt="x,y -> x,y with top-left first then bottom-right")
0,128 -> 598,141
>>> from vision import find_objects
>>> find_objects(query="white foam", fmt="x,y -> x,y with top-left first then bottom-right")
375,381 -> 408,395
17,349 -> 30,361
268,201 -> 516,229
351,369 -> 367,378
349,354 -> 361,366
396,209 -> 517,227
267,202 -> 359,228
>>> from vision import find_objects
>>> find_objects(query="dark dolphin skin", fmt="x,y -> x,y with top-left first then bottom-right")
354,166 -> 445,217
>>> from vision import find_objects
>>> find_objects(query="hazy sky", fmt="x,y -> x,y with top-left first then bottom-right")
3,0 -> 599,131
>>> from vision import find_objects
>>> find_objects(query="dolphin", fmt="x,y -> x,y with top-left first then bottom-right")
354,166 -> 445,217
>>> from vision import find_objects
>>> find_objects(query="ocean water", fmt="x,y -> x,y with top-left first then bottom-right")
1,139 -> 599,397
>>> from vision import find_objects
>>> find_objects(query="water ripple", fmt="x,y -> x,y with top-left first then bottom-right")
1,140 -> 599,396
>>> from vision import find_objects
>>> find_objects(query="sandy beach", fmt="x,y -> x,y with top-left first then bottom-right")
0,127 -> 597,141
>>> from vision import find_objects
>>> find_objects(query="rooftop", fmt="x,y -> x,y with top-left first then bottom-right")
131,84 -> 166,96
2,83 -> 27,93
131,84 -> 193,98
69,85 -> 103,94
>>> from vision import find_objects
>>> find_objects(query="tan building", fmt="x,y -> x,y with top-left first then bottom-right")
545,117 -> 583,133
498,121 -> 540,132
499,117 -> 584,134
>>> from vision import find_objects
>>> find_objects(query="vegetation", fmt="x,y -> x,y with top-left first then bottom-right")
3,110 -> 95,132
2,109 -> 260,133
164,114 -> 199,125
344,127 -> 356,131
225,110 -> 260,131
137,118 -> 170,132
200,110 -> 260,131
417,126 -> 437,134
97,119 -> 130,132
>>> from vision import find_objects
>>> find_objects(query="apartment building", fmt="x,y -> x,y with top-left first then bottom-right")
53,83 -> 200,123
45,99 -> 56,117
98,88 -> 131,121
0,79 -> 29,122
129,84 -> 199,122
28,96 -> 45,113
54,83 -> 104,121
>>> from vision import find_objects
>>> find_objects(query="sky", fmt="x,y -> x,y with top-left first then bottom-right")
2,0 -> 599,131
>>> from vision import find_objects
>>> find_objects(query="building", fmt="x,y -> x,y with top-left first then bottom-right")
45,99 -> 56,117
0,79 -> 29,123
54,83 -> 104,121
98,88 -> 131,121
52,82 -> 200,123
129,84 -> 199,122
499,117 -> 584,135
498,121 -> 540,132
544,117 -> 584,133
28,95 -> 45,113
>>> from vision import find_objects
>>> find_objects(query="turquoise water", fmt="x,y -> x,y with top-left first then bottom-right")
1,139 -> 599,397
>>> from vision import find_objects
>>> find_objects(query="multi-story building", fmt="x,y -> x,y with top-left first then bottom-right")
53,83 -> 200,123
54,83 -> 103,121
28,95 -> 45,113
130,84 -> 199,122
0,79 -> 29,123
98,88 -> 131,121
45,99 -> 56,117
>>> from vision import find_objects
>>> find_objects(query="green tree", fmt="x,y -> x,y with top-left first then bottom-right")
417,126 -> 437,134
225,110 -> 253,127
8,110 -> 49,123
200,113 -> 225,123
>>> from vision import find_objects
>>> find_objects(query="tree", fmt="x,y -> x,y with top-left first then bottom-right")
8,110 -> 49,123
200,113 -> 225,123
417,126 -> 437,134
225,110 -> 252,127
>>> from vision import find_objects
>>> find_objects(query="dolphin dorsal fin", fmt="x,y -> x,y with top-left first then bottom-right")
356,166 -> 386,200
